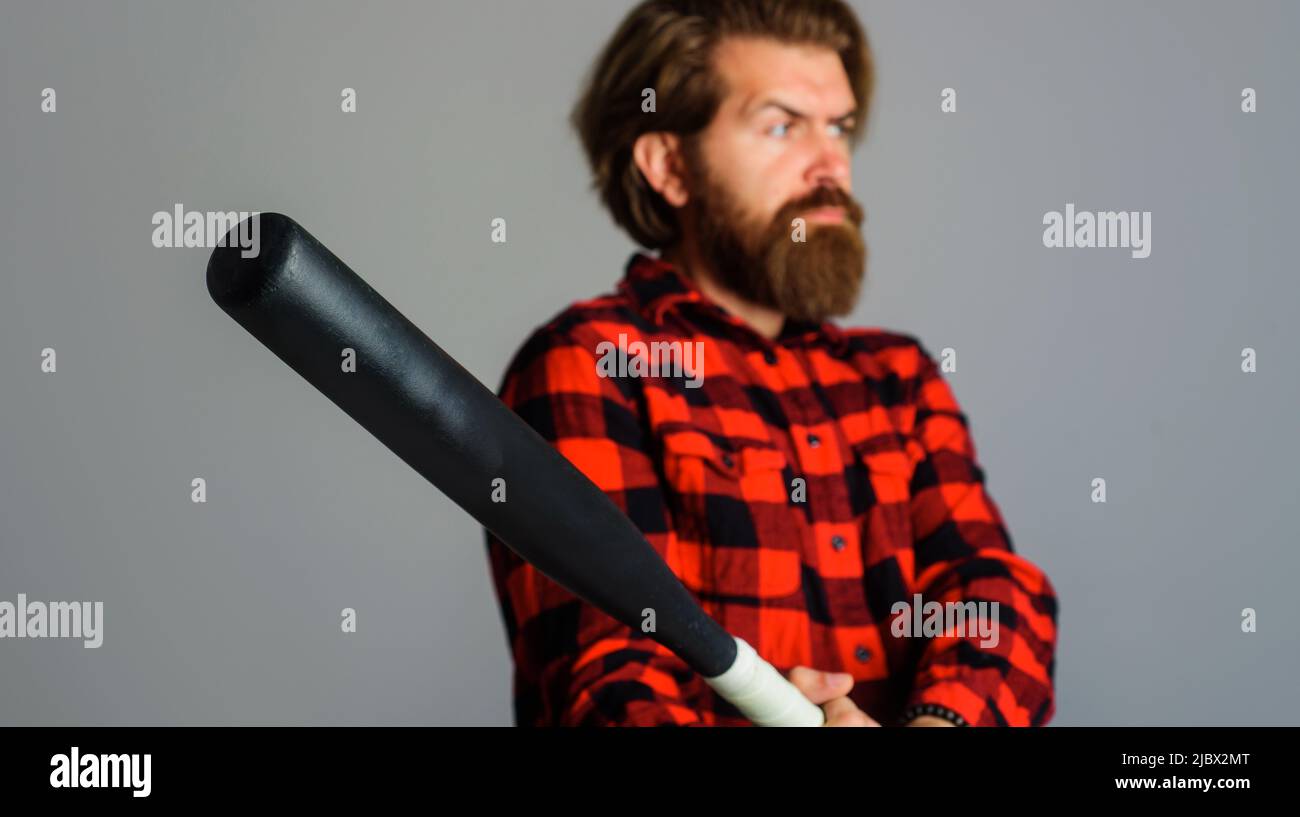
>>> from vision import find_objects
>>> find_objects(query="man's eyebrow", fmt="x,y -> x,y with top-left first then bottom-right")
750,99 -> 857,122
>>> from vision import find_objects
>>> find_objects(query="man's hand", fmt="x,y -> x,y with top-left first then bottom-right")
785,666 -> 880,727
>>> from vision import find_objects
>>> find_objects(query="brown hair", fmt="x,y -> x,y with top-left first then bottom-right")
569,0 -> 874,250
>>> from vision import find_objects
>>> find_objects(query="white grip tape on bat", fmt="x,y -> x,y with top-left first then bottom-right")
702,636 -> 826,727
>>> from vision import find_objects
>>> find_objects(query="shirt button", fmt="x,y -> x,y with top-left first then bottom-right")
720,453 -> 735,468
762,350 -> 777,365
831,535 -> 846,551
854,645 -> 873,663
806,433 -> 821,448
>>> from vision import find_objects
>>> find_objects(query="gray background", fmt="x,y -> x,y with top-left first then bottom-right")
1,0 -> 1296,726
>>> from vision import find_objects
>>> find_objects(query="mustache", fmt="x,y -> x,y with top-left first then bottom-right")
775,186 -> 864,228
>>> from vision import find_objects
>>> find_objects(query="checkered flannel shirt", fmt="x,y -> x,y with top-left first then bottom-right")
486,252 -> 1058,727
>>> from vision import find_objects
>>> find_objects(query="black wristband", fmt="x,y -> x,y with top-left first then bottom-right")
899,702 -> 968,727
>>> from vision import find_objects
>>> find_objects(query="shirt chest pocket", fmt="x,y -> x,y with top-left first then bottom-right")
658,429 -> 804,600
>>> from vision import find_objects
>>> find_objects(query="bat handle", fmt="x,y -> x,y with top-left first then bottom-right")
702,637 -> 827,727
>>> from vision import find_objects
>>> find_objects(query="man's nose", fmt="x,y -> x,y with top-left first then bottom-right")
807,133 -> 851,191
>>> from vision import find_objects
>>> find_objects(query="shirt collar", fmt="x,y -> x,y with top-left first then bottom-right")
618,251 -> 850,355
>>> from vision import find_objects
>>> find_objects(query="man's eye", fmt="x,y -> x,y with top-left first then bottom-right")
831,121 -> 855,138
767,121 -> 793,138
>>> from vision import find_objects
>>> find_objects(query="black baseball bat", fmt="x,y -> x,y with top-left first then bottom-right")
206,213 -> 822,726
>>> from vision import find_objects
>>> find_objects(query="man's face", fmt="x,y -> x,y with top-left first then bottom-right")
681,36 -> 866,323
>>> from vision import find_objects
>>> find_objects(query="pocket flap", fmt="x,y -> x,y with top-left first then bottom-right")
852,432 -> 923,477
660,429 -> 787,475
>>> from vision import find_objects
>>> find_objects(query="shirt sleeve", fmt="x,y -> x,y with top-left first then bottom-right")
901,339 -> 1060,726
485,326 -> 714,726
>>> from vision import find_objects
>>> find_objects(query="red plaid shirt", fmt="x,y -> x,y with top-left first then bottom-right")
486,252 -> 1058,727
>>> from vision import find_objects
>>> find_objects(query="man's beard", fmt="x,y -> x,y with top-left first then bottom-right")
683,149 -> 867,324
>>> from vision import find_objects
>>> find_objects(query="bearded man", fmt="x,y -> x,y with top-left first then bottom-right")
486,0 -> 1058,728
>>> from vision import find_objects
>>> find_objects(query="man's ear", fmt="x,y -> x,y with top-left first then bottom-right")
632,131 -> 691,208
